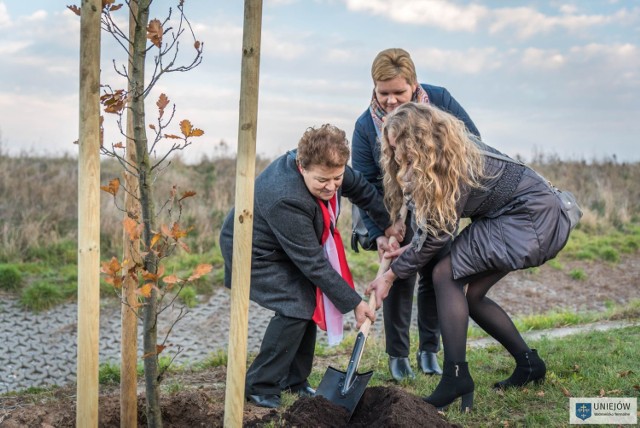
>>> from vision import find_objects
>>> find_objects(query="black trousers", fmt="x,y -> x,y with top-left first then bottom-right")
383,218 -> 448,357
245,313 -> 316,396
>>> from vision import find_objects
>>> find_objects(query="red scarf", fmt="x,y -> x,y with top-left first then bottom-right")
312,194 -> 354,332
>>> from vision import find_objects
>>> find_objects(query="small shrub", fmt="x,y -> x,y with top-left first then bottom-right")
179,286 -> 198,308
569,268 -> 587,281
199,349 -> 228,368
575,249 -> 596,260
99,362 -> 121,385
546,259 -> 564,270
597,246 -> 619,263
20,282 -> 64,311
0,264 -> 23,291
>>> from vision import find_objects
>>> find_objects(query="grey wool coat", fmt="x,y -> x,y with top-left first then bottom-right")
391,142 -> 572,281
219,150 -> 392,320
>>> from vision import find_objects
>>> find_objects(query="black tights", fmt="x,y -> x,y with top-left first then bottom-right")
432,255 -> 530,362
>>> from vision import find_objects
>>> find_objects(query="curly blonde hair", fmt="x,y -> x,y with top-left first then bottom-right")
381,103 -> 485,237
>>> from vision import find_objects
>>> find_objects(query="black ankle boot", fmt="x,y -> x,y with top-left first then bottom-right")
424,361 -> 474,412
417,351 -> 443,375
494,349 -> 546,390
389,356 -> 415,381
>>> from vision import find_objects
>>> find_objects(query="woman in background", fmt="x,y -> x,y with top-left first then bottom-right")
352,47 -> 481,381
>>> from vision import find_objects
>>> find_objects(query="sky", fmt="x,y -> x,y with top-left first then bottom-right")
0,0 -> 639,163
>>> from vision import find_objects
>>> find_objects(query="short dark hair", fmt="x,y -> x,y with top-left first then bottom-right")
297,124 -> 350,169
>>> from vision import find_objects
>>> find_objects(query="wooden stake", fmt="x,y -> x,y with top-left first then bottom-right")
77,0 -> 101,426
224,1 -> 263,426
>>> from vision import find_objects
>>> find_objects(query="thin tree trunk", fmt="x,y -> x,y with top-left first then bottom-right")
130,0 -> 162,426
121,1 -> 140,426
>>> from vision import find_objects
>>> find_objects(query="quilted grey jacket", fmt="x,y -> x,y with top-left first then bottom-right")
391,144 -> 572,280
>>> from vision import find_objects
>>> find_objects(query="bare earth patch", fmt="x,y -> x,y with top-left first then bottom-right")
1,254 -> 638,427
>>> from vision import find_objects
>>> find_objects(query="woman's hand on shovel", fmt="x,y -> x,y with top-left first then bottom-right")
365,268 -> 397,310
354,300 -> 376,329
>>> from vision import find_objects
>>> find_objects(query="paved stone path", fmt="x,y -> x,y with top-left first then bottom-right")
0,288 -> 276,394
2,288 -> 637,394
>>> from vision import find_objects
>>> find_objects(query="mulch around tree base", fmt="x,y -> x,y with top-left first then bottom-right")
1,385 -> 459,427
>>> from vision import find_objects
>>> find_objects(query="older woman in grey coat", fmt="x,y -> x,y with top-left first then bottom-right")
220,124 -> 401,408
367,103 -> 575,412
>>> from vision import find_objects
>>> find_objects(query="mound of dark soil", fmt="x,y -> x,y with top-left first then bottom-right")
281,386 -> 459,428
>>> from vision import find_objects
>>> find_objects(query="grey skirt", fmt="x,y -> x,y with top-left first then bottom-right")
451,170 -> 572,280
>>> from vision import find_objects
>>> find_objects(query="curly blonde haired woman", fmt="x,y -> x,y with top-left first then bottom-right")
366,103 -> 574,411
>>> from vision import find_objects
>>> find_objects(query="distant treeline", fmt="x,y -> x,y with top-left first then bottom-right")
0,152 -> 638,262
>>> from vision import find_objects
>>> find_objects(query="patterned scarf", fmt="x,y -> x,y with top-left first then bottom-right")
312,193 -> 355,346
369,84 -> 430,137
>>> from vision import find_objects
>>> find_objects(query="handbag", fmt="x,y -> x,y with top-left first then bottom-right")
350,205 -> 377,252
555,189 -> 583,230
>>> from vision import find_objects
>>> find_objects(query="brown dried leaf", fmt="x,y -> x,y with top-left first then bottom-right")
110,3 -> 123,11
187,264 -> 213,282
164,134 -> 182,140
100,257 -> 121,276
561,386 -> 571,397
163,274 -> 181,285
123,216 -> 141,241
178,240 -> 191,253
194,40 -> 201,50
180,119 -> 192,138
599,389 -> 605,397
100,178 -> 120,196
147,19 -> 163,48
137,282 -> 153,298
179,190 -> 197,201
157,93 -> 169,118
156,344 -> 166,355
150,232 -> 162,249
160,224 -> 172,238
190,128 -> 204,137
142,270 -> 157,282
618,370 -> 633,378
67,5 -> 81,16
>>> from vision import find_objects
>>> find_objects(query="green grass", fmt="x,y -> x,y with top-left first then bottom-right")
569,268 -> 588,281
98,362 -> 121,385
467,299 -> 639,339
561,225 -> 640,262
0,264 -> 23,291
308,325 -> 640,428
19,281 -> 65,312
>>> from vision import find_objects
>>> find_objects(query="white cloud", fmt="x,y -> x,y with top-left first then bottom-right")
412,47 -> 502,74
0,2 -> 11,28
24,9 -> 47,22
344,1 -> 635,40
344,0 -> 488,31
0,40 -> 30,56
520,48 -> 565,70
192,22 -> 242,53
262,30 -> 307,60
